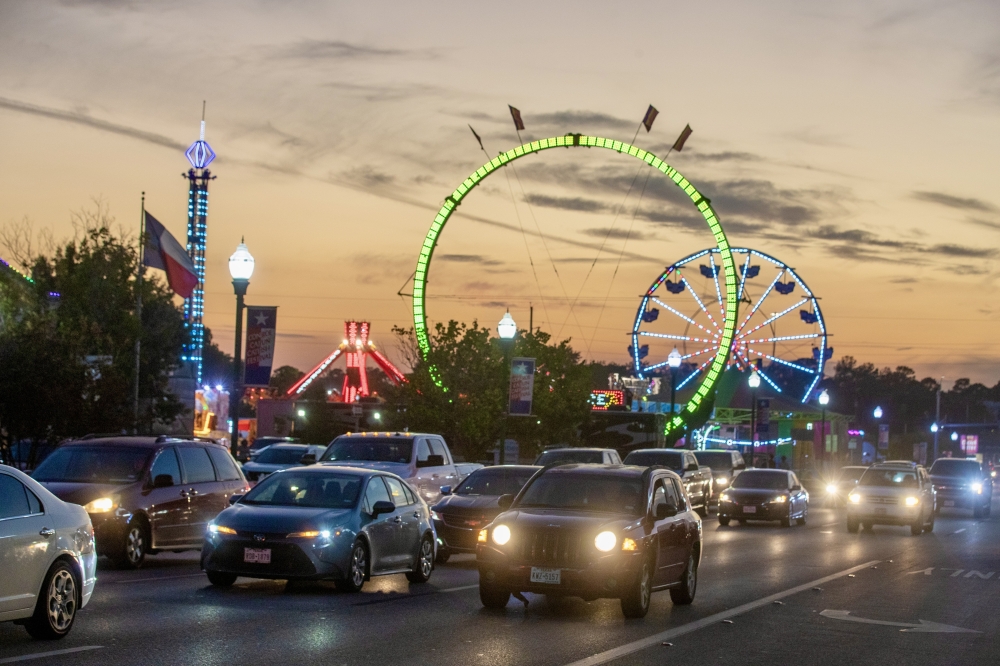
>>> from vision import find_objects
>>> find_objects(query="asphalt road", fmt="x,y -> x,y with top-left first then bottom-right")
2,498 -> 996,666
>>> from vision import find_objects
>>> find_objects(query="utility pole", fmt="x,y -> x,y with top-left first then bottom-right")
933,378 -> 942,462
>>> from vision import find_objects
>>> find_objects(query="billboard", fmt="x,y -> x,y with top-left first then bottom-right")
508,357 -> 535,416
590,390 -> 625,411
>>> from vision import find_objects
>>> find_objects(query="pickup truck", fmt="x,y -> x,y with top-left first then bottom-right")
623,448 -> 713,515
317,431 -> 481,504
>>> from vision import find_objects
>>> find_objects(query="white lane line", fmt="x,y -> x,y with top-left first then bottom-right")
0,646 -> 103,664
109,573 -> 204,584
564,560 -> 881,666
438,584 -> 479,593
952,529 -> 966,535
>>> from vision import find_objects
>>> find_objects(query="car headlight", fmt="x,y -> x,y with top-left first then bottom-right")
430,510 -> 442,521
719,493 -> 731,503
971,482 -> 983,495
826,484 -> 838,494
992,470 -> 996,478
716,477 -> 729,486
208,524 -> 237,535
621,537 -> 638,551
771,495 -> 787,504
492,524 -> 511,546
594,531 -> 617,552
83,497 -> 116,514
848,493 -> 861,504
478,528 -> 488,543
904,496 -> 919,507
287,529 -> 338,539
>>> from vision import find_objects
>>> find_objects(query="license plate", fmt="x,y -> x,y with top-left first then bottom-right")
944,501 -> 955,507
530,567 -> 561,584
742,505 -> 757,514
874,508 -> 887,515
244,548 -> 271,564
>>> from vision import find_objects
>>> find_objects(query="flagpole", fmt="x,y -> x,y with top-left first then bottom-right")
133,192 -> 145,433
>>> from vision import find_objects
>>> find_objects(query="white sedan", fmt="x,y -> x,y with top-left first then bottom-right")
0,464 -> 97,639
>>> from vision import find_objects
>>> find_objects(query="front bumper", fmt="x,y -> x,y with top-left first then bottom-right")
847,503 -> 922,525
718,501 -> 788,521
934,488 -> 985,509
201,533 -> 353,580
433,519 -> 483,554
477,543 -> 645,599
90,513 -> 128,555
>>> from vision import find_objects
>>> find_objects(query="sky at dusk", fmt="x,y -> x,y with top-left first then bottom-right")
1,0 -> 999,387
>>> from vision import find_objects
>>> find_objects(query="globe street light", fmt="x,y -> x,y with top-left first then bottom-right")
229,240 -> 254,455
873,406 -> 883,419
668,346 -> 682,418
748,370 -> 761,467
818,389 -> 830,462
498,310 -> 516,464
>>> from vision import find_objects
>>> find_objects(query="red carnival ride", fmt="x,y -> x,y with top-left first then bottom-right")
286,321 -> 406,402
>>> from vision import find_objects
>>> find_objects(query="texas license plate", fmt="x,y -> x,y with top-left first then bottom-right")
244,548 -> 271,564
944,501 -> 955,507
530,567 -> 561,584
742,505 -> 757,514
874,508 -> 887,515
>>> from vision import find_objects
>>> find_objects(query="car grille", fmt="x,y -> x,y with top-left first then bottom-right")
442,514 -> 489,529
212,539 -> 317,577
515,529 -> 589,567
867,496 -> 898,505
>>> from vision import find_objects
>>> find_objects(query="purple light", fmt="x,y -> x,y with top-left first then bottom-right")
186,140 -> 216,169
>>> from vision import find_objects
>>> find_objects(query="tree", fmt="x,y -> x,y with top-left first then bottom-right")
201,327 -> 234,390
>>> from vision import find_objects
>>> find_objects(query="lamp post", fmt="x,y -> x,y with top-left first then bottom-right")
497,310 -> 517,465
748,370 -> 761,468
668,348 -> 682,445
818,389 -> 830,462
228,240 -> 254,455
933,379 -> 942,462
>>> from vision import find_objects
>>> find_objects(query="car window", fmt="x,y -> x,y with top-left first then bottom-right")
428,439 -> 449,464
858,468 -> 918,488
364,476 -> 393,513
179,447 -> 217,484
384,476 -> 410,505
401,482 -> 417,505
207,447 -> 243,481
25,486 -> 43,514
664,478 -> 682,508
0,474 -> 31,519
789,473 -> 799,489
241,472 -> 361,509
416,439 -> 432,463
651,483 -> 668,514
150,448 -> 182,486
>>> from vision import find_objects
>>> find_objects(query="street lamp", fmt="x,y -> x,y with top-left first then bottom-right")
228,240 -> 254,455
873,406 -> 883,419
748,370 -> 761,468
818,389 -> 830,461
498,310 -> 516,464
668,345 -> 682,405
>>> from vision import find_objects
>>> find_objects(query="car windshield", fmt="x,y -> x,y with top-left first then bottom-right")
321,438 -> 413,464
839,467 -> 867,482
732,471 -> 788,490
623,451 -> 684,471
694,451 -> 735,471
256,448 -> 310,465
251,437 -> 298,451
930,460 -> 979,478
858,468 -> 918,488
241,472 -> 361,509
32,446 -> 152,484
517,474 -> 644,515
456,469 -> 536,496
535,450 -> 603,465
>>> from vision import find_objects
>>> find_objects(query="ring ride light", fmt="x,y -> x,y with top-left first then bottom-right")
412,135 -> 738,435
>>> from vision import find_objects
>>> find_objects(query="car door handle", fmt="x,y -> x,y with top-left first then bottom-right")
413,511 -> 421,518
393,516 -> 403,524
39,527 -> 55,537
179,490 -> 191,498
188,489 -> 200,496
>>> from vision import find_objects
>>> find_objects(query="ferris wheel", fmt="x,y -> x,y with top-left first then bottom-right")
630,248 -> 831,403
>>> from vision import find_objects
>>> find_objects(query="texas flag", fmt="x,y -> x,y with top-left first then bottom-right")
143,211 -> 198,299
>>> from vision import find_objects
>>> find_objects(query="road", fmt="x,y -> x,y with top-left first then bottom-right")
2,499 -> 996,665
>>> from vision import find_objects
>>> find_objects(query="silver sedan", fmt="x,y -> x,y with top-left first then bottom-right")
0,464 -> 97,639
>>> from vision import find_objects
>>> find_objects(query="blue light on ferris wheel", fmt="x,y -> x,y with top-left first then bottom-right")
186,139 -> 216,168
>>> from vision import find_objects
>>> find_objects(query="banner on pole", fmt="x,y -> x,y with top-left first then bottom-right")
508,357 -> 535,416
878,424 -> 890,450
244,306 -> 278,387
756,399 -> 770,434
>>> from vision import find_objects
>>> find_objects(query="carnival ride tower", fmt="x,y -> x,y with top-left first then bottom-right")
181,114 -> 216,383
286,321 -> 406,401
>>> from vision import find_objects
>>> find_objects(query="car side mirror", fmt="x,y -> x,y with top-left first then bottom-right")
299,453 -> 317,466
153,474 -> 175,489
686,463 -> 699,472
229,494 -> 243,505
736,464 -> 746,471
415,454 -> 445,468
440,485 -> 452,496
791,484 -> 802,492
655,503 -> 678,520
498,494 -> 515,510
371,500 -> 396,517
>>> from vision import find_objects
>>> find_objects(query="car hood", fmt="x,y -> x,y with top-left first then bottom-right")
930,474 -> 978,486
723,488 -> 788,501
496,508 -> 637,532
242,463 -> 289,473
433,494 -> 505,515
37,481 -> 134,506
319,460 -> 412,477
217,504 -> 355,533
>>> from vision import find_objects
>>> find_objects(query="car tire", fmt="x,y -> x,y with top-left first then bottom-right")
24,560 -> 78,640
780,514 -> 791,528
336,540 -> 368,593
479,581 -> 511,609
113,518 -> 149,569
862,522 -> 872,531
435,548 -> 452,565
620,559 -> 652,618
669,551 -> 698,605
973,504 -> 983,519
924,513 -> 934,533
206,571 -> 237,587
910,519 -> 923,536
406,536 -> 434,584
696,504 -> 708,518
737,519 -> 746,525
847,517 -> 859,533
933,502 -> 941,514
718,516 -> 730,526
796,512 -> 807,526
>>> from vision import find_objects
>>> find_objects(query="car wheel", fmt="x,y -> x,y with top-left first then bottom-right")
718,516 -> 730,526
206,571 -> 237,587
435,548 -> 452,565
113,519 -> 149,569
406,536 -> 434,583
933,502 -> 941,514
973,504 -> 984,519
847,517 -> 859,533
670,551 -> 698,605
24,561 -> 78,640
910,519 -> 923,536
780,513 -> 791,528
796,512 -> 807,527
924,513 -> 934,533
861,522 -> 873,531
696,504 -> 708,518
336,540 -> 368,593
620,558 -> 652,618
737,519 -> 746,525
479,581 -> 511,609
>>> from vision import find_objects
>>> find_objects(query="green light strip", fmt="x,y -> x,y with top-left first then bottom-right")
412,135 -> 738,432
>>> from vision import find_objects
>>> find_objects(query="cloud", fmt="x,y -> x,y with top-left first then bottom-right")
912,191 -> 998,213
967,218 -> 1000,231
437,254 -> 502,266
927,243 -> 994,258
277,40 -> 430,60
580,227 -> 649,241
889,277 -> 918,284
813,225 -> 994,259
325,81 -> 445,102
528,110 -> 635,132
523,193 -> 612,213
340,165 -> 395,188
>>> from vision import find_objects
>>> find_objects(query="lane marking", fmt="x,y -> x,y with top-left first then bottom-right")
0,646 -> 103,664
563,560 -> 880,666
439,584 -> 479,593
820,610 -> 980,633
109,573 -> 205,584
952,529 -> 966,535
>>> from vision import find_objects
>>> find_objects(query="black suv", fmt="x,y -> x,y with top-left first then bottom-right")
929,458 -> 993,518
477,464 -> 701,618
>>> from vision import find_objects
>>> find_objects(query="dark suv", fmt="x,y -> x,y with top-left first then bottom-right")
694,449 -> 746,503
32,436 -> 249,568
929,458 -> 993,518
477,464 -> 701,618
